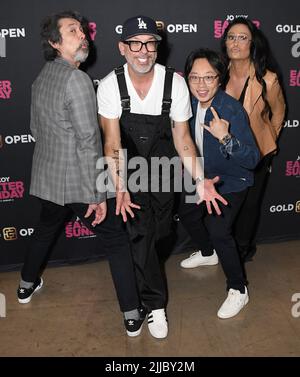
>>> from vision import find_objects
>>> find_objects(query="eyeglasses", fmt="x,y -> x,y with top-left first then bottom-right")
225,34 -> 251,44
123,40 -> 160,52
188,74 -> 219,85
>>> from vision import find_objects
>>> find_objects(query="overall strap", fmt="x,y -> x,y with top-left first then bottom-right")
161,66 -> 175,114
114,66 -> 130,112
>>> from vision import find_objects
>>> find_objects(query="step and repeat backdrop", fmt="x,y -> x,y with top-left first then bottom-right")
0,0 -> 299,270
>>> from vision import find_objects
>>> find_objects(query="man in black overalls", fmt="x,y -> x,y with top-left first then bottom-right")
97,15 -> 227,339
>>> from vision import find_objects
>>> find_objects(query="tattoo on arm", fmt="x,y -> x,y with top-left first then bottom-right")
112,149 -> 120,176
184,145 -> 189,151
172,120 -> 175,128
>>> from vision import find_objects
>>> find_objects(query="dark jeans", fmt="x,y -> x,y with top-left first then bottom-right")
21,198 -> 140,312
178,190 -> 247,292
234,153 -> 273,254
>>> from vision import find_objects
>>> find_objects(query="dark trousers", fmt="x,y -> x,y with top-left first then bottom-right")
178,190 -> 247,292
234,154 -> 273,251
21,198 -> 140,312
127,192 -> 168,311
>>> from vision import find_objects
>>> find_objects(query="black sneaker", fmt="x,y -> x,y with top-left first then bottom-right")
17,277 -> 43,304
124,306 -> 147,337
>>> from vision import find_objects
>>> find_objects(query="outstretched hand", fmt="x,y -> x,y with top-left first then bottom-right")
84,202 -> 107,227
196,176 -> 228,215
116,191 -> 141,222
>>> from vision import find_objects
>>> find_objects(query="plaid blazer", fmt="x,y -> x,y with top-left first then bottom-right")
29,57 -> 105,205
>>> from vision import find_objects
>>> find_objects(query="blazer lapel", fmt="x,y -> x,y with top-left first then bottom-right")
243,63 -> 261,115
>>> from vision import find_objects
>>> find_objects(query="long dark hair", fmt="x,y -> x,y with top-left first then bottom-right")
220,17 -> 282,120
41,10 -> 83,61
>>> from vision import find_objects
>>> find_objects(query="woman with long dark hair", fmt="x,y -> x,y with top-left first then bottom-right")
220,18 -> 286,261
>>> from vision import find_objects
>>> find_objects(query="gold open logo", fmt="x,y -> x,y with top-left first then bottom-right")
156,21 -> 165,31
3,227 -> 17,240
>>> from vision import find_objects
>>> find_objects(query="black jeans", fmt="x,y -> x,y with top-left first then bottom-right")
178,190 -> 247,292
234,153 -> 273,252
21,198 -> 140,312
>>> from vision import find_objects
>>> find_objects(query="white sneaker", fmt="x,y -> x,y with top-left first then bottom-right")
148,309 -> 168,339
217,287 -> 249,319
180,250 -> 218,268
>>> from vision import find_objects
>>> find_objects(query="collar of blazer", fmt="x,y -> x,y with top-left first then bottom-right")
54,56 -> 77,69
242,63 -> 262,116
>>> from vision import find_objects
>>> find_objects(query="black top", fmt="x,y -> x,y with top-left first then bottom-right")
238,77 -> 250,105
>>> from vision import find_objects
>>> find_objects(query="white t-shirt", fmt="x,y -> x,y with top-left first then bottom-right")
97,63 -> 192,122
195,103 -> 207,157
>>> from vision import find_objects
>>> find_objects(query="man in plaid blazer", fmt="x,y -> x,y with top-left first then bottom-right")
17,10 -> 144,336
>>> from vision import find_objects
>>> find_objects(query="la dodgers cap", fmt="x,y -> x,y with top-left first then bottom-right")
120,15 -> 162,41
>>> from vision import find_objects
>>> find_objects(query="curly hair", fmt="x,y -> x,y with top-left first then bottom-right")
40,10 -> 83,61
220,17 -> 280,120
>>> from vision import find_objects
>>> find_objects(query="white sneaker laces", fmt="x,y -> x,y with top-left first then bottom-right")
227,289 -> 244,305
189,251 -> 201,258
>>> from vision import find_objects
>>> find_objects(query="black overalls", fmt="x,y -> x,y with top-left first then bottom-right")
115,66 -> 177,310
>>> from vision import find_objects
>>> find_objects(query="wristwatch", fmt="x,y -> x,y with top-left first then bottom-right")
219,133 -> 232,145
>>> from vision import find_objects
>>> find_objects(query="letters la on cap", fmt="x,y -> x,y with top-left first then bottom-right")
121,15 -> 162,41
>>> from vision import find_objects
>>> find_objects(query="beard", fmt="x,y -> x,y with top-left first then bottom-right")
128,57 -> 156,74
124,50 -> 157,75
130,62 -> 153,74
74,42 -> 89,63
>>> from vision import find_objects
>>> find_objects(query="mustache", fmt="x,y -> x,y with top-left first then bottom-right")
79,40 -> 89,49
